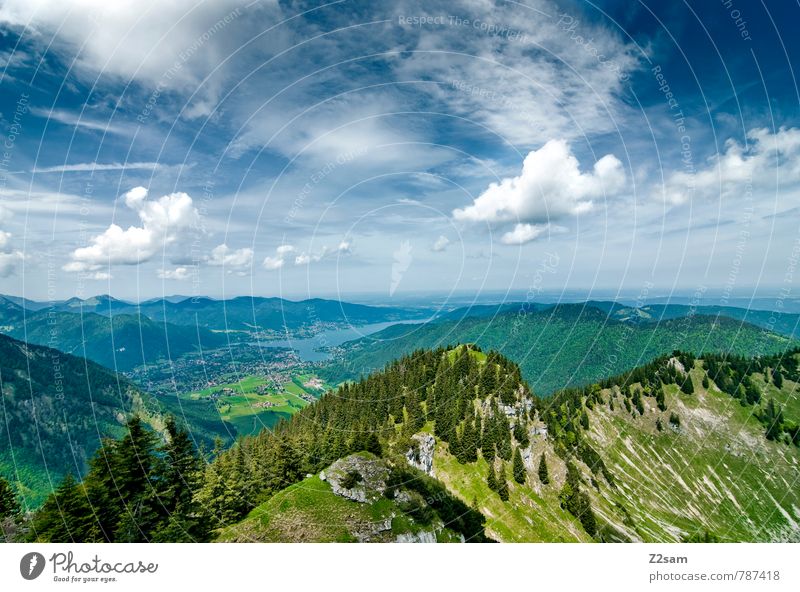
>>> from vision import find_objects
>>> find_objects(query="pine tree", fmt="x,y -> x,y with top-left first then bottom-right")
512,447 -> 526,484
513,414 -> 529,447
31,474 -> 95,542
481,420 -> 496,462
111,416 -> 159,541
405,389 -> 425,433
702,375 -> 710,389
461,419 -> 478,463
680,375 -> 695,394
479,363 -> 497,397
486,462 -> 498,491
496,462 -> 510,501
773,369 -> 784,389
632,388 -> 644,415
763,399 -> 785,441
152,417 -> 210,541
655,388 -> 667,411
0,476 -> 19,520
537,453 -> 550,485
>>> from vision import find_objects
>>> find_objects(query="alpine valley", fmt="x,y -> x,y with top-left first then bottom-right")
1,296 -> 798,543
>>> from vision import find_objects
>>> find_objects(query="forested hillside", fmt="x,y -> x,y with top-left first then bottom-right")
0,333 -> 162,507
325,305 -> 795,395
10,343 -> 799,543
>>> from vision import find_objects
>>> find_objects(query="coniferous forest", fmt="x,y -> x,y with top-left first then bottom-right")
3,343 -> 798,543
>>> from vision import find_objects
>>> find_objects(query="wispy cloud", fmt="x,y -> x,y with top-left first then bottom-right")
31,162 -> 164,173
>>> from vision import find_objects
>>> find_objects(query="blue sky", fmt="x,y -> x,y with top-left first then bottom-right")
0,0 -> 798,304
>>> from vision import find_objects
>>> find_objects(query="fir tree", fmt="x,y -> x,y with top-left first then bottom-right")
537,453 -> 550,485
512,447 -> 526,484
479,363 -> 497,397
496,462 -> 510,501
155,417 -> 208,541
680,375 -> 694,394
30,474 -> 95,542
772,369 -> 784,389
0,476 -> 20,520
655,388 -> 667,411
481,420 -> 496,462
762,399 -> 785,441
486,462 -> 498,491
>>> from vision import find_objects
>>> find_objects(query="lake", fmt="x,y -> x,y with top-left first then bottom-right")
254,320 -> 422,362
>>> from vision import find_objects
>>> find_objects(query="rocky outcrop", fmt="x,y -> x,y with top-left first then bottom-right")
667,357 -> 686,374
406,433 -> 435,475
396,530 -> 437,543
354,518 -> 393,542
321,454 -> 389,503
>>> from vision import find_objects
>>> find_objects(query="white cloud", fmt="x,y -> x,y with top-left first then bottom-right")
392,0 -> 641,146
660,127 -> 800,205
64,186 -> 199,273
157,267 -> 192,280
500,223 -> 565,245
86,271 -> 112,280
0,220 -> 24,277
294,240 -> 352,266
1,1 -> 261,116
29,107 -> 131,136
454,139 -> 625,225
31,161 -> 164,173
262,244 -> 295,270
208,243 -> 253,268
263,241 -> 351,270
0,249 -> 24,277
432,235 -> 450,252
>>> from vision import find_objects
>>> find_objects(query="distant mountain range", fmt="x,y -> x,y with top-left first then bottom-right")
326,303 -> 796,395
3,294 -> 425,331
0,294 -> 427,371
435,300 -> 800,340
0,297 -> 228,371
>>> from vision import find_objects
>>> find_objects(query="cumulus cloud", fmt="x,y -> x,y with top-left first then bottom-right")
208,243 -> 253,268
432,235 -> 450,252
158,267 -> 192,280
294,241 -> 351,266
660,127 -> 800,205
64,186 -> 199,273
454,140 -> 625,226
0,214 -> 24,277
500,223 -> 566,245
263,241 -> 351,270
262,245 -> 295,270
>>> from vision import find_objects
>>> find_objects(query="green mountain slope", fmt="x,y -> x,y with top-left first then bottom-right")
211,345 -> 800,542
0,309 -> 229,371
218,453 -> 485,543
21,343 -> 800,542
326,305 -> 795,395
0,333 -> 163,507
